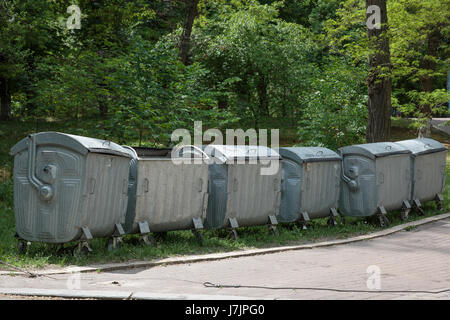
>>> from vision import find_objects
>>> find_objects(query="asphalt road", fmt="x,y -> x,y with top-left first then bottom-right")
1,218 -> 449,300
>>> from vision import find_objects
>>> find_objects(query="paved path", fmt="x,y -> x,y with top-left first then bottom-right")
432,118 -> 450,136
1,218 -> 449,300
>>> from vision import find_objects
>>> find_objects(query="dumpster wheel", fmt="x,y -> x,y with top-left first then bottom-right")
153,232 -> 168,242
192,230 -> 204,246
73,241 -> 92,257
268,225 -> 279,236
435,194 -> 444,211
412,199 -> 425,216
327,216 -> 337,227
414,206 -> 425,216
378,214 -> 389,228
73,246 -> 89,257
140,234 -> 156,246
400,200 -> 412,221
106,237 -> 123,251
228,229 -> 239,241
400,209 -> 409,221
17,240 -> 27,255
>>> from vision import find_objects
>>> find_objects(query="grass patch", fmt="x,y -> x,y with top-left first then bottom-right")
0,119 -> 449,270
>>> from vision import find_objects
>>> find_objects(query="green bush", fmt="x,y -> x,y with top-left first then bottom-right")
0,179 -> 13,208
297,58 -> 368,149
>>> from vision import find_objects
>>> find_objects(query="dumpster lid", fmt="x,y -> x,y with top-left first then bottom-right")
395,138 -> 447,157
10,132 -> 132,158
338,142 -> 411,159
123,145 -> 208,160
279,147 -> 341,163
129,147 -> 173,158
203,145 -> 280,163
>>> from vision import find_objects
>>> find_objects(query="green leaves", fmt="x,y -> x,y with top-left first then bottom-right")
192,1 -> 318,123
324,0 -> 450,125
297,57 -> 368,149
104,34 -> 227,145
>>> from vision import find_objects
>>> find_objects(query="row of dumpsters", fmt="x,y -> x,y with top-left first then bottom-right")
9,132 -> 447,254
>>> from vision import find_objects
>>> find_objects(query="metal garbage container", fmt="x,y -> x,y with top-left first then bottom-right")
122,145 -> 209,244
395,138 -> 447,213
9,132 -> 132,254
202,145 -> 282,238
278,147 -> 341,228
338,142 -> 412,226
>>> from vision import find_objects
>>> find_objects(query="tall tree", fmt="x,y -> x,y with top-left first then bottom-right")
0,0 -> 61,120
389,0 -> 449,137
366,0 -> 392,142
419,26 -> 441,137
0,0 -> 20,120
179,0 -> 199,65
0,78 -> 11,120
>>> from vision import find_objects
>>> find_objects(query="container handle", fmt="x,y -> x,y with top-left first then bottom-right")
173,145 -> 210,160
27,135 -> 54,201
122,145 -> 138,158
338,152 -> 359,192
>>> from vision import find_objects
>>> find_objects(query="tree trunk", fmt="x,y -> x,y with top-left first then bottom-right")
419,27 -> 441,137
98,100 -> 108,118
366,0 -> 392,143
179,0 -> 199,66
0,77 -> 12,120
98,82 -> 108,118
257,75 -> 269,117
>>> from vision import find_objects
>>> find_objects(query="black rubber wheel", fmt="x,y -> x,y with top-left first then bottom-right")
106,238 -> 122,251
18,241 -> 27,255
228,229 -> 239,241
142,235 -> 156,246
378,216 -> 386,228
415,206 -> 425,216
379,215 -> 390,228
295,221 -> 306,230
327,217 -> 337,227
437,201 -> 443,211
400,210 -> 409,221
73,245 -> 90,257
269,226 -> 279,236
194,231 -> 204,246
153,232 -> 168,241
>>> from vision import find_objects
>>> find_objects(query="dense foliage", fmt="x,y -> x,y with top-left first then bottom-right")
0,0 -> 448,149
